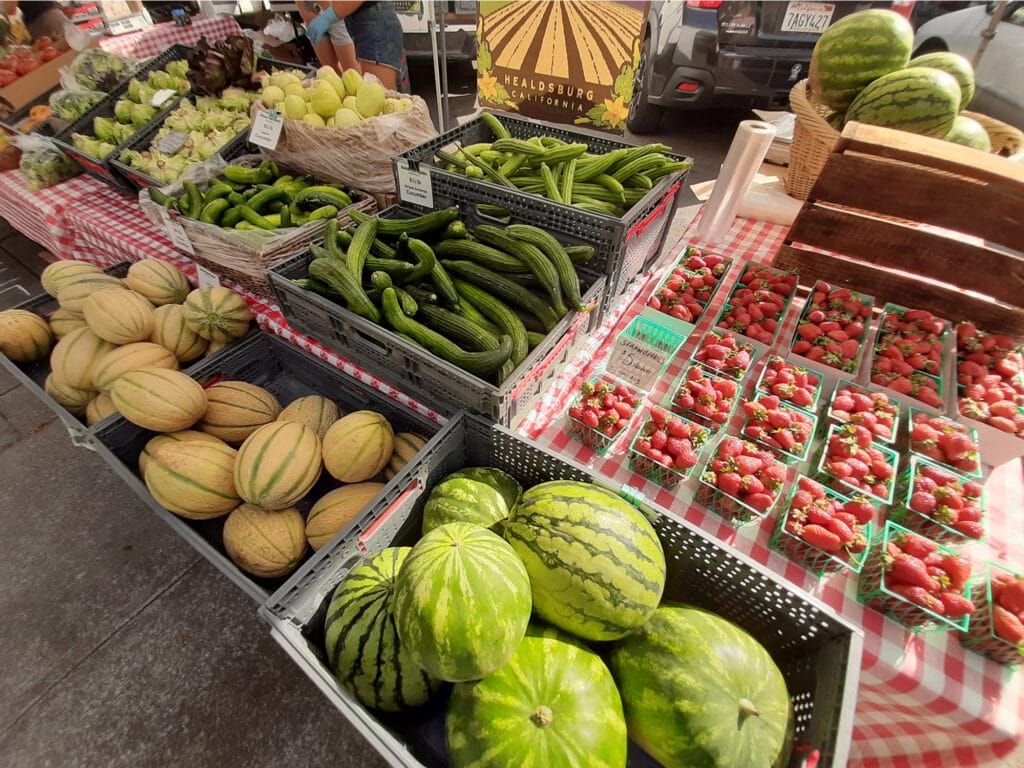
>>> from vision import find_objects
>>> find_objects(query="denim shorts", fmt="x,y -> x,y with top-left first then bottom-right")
344,2 -> 405,71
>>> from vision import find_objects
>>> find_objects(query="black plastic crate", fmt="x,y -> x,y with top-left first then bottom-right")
268,204 -> 606,424
260,412 -> 863,768
89,331 -> 443,602
397,111 -> 691,309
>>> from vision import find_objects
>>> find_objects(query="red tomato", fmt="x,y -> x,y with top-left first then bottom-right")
0,72 -> 17,87
40,48 -> 61,63
33,36 -> 53,50
16,59 -> 42,76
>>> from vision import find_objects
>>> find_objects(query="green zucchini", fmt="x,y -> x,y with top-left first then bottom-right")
472,225 -> 566,315
308,250 -> 380,323
443,260 -> 559,332
417,303 -> 500,351
351,207 -> 460,238
452,278 -> 528,366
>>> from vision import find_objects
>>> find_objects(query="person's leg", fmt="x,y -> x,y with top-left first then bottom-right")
296,1 -> 340,69
358,61 -> 398,90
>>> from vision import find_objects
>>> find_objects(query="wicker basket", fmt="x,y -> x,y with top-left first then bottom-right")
786,79 -> 1024,200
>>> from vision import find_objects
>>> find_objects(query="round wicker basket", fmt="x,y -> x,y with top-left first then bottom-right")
785,79 -> 1024,200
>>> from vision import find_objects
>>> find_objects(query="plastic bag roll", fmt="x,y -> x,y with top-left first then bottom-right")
695,120 -> 777,243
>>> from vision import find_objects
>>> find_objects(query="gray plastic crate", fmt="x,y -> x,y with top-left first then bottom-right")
267,204 -> 605,424
259,412 -> 863,768
89,331 -> 443,602
397,111 -> 690,308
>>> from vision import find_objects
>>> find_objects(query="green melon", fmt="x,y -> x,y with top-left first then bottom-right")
945,114 -> 991,152
447,466 -> 522,510
608,605 -> 792,768
503,481 -> 665,642
394,522 -> 531,682
908,51 -> 975,110
421,476 -> 509,535
324,547 -> 442,711
447,624 -> 628,768
845,67 -> 961,139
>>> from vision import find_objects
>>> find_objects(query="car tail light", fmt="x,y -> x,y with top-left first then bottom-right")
889,0 -> 915,20
676,81 -> 701,93
686,0 -> 724,8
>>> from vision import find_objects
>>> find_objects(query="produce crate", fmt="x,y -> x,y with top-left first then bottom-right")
259,412 -> 864,768
396,111 -> 691,315
868,302 -> 951,416
819,378 -> 901,446
788,280 -> 875,385
268,205 -> 606,424
902,407 -> 982,479
0,85 -> 65,136
959,561 -> 1024,666
89,331 -> 442,602
640,245 -> 733,336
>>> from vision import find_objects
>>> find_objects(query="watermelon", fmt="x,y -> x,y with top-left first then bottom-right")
845,67 -> 961,139
945,114 -> 991,152
447,466 -> 522,510
447,624 -> 628,768
324,547 -> 441,711
421,476 -> 509,535
609,605 -> 792,768
502,481 -> 665,642
908,51 -> 975,110
393,522 -> 531,682
809,9 -> 913,111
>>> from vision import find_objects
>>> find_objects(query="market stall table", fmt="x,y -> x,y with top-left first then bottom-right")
0,171 -> 108,260
97,15 -> 243,60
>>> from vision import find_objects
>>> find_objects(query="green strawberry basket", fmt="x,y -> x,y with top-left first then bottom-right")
689,329 -> 761,382
753,354 -> 824,416
958,561 -> 1024,666
740,400 -> 818,464
813,423 -> 899,508
903,407 -> 983,480
668,364 -> 739,435
565,375 -> 641,456
818,379 -> 901,447
887,455 -> 986,546
627,409 -> 711,491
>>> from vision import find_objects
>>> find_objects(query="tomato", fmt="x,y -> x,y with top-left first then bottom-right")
16,59 -> 41,76
40,48 -> 61,63
0,72 -> 17,87
33,36 -> 53,50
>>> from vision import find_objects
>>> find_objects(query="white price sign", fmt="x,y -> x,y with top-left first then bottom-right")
395,158 -> 434,208
604,335 -> 669,392
195,264 -> 221,288
150,88 -> 177,108
160,209 -> 195,256
250,109 -> 284,150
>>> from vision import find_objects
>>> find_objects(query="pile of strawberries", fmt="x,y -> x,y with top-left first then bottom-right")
909,411 -> 980,475
820,423 -> 897,502
741,395 -> 815,459
907,461 -> 985,539
672,365 -> 739,429
829,383 -> 900,442
716,264 -> 798,345
783,475 -> 874,560
646,247 -> 730,324
791,282 -> 873,373
568,379 -> 640,439
988,570 -> 1024,647
692,330 -> 757,380
880,531 -> 974,620
956,322 -> 1024,436
632,407 -> 710,482
870,307 -> 948,408
701,436 -> 787,512
757,356 -> 820,411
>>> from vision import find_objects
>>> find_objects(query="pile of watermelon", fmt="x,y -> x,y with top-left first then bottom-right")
321,469 -> 795,768
809,9 -> 992,152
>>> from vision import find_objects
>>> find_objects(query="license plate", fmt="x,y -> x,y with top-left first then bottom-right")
780,1 -> 835,34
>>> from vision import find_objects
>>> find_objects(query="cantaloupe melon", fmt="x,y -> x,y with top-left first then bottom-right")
145,440 -> 240,519
182,286 -> 251,342
150,304 -> 208,363
49,327 -> 115,391
92,342 -> 179,393
110,367 -> 207,432
0,309 -> 53,363
305,482 -> 385,550
223,503 -> 307,578
49,307 -> 88,340
83,288 -> 155,345
277,395 -> 341,439
44,373 -> 95,415
322,410 -> 394,483
40,261 -> 103,298
57,274 -> 126,314
138,429 -> 224,476
234,421 -> 322,510
85,392 -> 117,426
197,381 -> 281,443
126,259 -> 191,305
384,432 -> 428,480
204,338 -> 228,358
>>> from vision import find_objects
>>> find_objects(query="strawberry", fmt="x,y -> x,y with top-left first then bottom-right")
650,430 -> 668,450
674,445 -> 698,469
889,554 -> 942,592
826,517 -> 856,545
734,455 -> 762,476
952,520 -> 984,538
805,504 -> 833,527
843,498 -> 875,525
941,554 -> 972,593
802,524 -> 842,552
890,584 -> 945,613
993,606 -> 1024,644
939,592 -> 975,619
997,579 -> 1024,614
716,472 -> 742,497
909,491 -> 937,515
746,492 -> 776,511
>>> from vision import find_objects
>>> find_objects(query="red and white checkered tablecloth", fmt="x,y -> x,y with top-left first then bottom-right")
518,210 -> 1024,767
98,15 -> 243,61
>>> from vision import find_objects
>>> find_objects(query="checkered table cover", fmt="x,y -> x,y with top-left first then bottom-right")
98,15 -> 243,60
518,211 -> 1024,768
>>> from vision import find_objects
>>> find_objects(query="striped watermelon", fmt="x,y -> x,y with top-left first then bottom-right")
394,522 -> 531,682
181,286 -> 251,343
421,477 -> 508,535
325,547 -> 442,711
447,466 -> 522,510
608,605 -> 792,768
234,421 -> 322,509
946,114 -> 991,152
908,51 -> 975,111
845,67 -> 960,138
809,9 -> 913,111
503,481 -> 666,642
447,624 -> 627,768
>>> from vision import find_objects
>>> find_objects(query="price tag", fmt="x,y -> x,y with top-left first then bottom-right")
604,335 -> 669,392
250,109 -> 284,150
150,88 -> 176,108
395,158 -> 433,208
160,209 -> 195,256
195,263 -> 221,288
152,130 -> 188,155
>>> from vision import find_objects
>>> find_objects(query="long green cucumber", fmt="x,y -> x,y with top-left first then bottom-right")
443,260 -> 559,332
308,249 -> 380,323
506,224 -> 589,312
452,278 -> 528,366
435,239 -> 525,272
457,294 -> 503,336
351,207 -> 460,237
346,217 -> 378,283
417,303 -> 500,351
472,225 -> 565,315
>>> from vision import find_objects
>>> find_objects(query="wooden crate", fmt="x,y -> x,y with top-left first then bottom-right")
773,122 -> 1024,336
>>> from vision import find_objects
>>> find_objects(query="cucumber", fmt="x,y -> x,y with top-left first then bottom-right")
526,331 -> 547,349
472,225 -> 566,315
506,224 -> 590,312
564,244 -> 595,264
351,207 -> 460,238
435,239 -> 525,272
347,217 -> 378,283
452,278 -> 528,367
458,293 -> 503,336
417,303 -> 500,351
443,260 -> 559,332
481,111 -> 510,140
308,249 -> 380,323
293,185 -> 352,210
403,239 -> 437,284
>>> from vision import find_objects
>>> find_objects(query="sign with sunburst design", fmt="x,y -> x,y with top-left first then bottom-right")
476,1 -> 648,134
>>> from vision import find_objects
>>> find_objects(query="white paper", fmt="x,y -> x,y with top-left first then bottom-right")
395,158 -> 434,209
160,209 -> 195,256
195,264 -> 221,288
605,335 -> 668,392
150,88 -> 176,108
250,109 -> 284,150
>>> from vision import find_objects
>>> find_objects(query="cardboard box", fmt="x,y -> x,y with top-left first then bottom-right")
0,39 -> 98,112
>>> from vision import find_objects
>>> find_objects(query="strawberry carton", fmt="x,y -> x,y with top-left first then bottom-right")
888,456 -> 986,544
769,475 -> 875,577
814,422 -> 899,506
740,394 -> 817,463
790,281 -> 875,379
715,263 -> 798,347
870,304 -> 951,414
565,376 -> 642,455
644,245 -> 732,330
959,561 -> 1024,666
696,435 -> 788,525
857,521 -> 975,632
905,408 -> 981,478
628,406 -> 711,490
822,380 -> 900,446
690,329 -> 760,381
754,355 -> 823,416
669,364 -> 740,434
